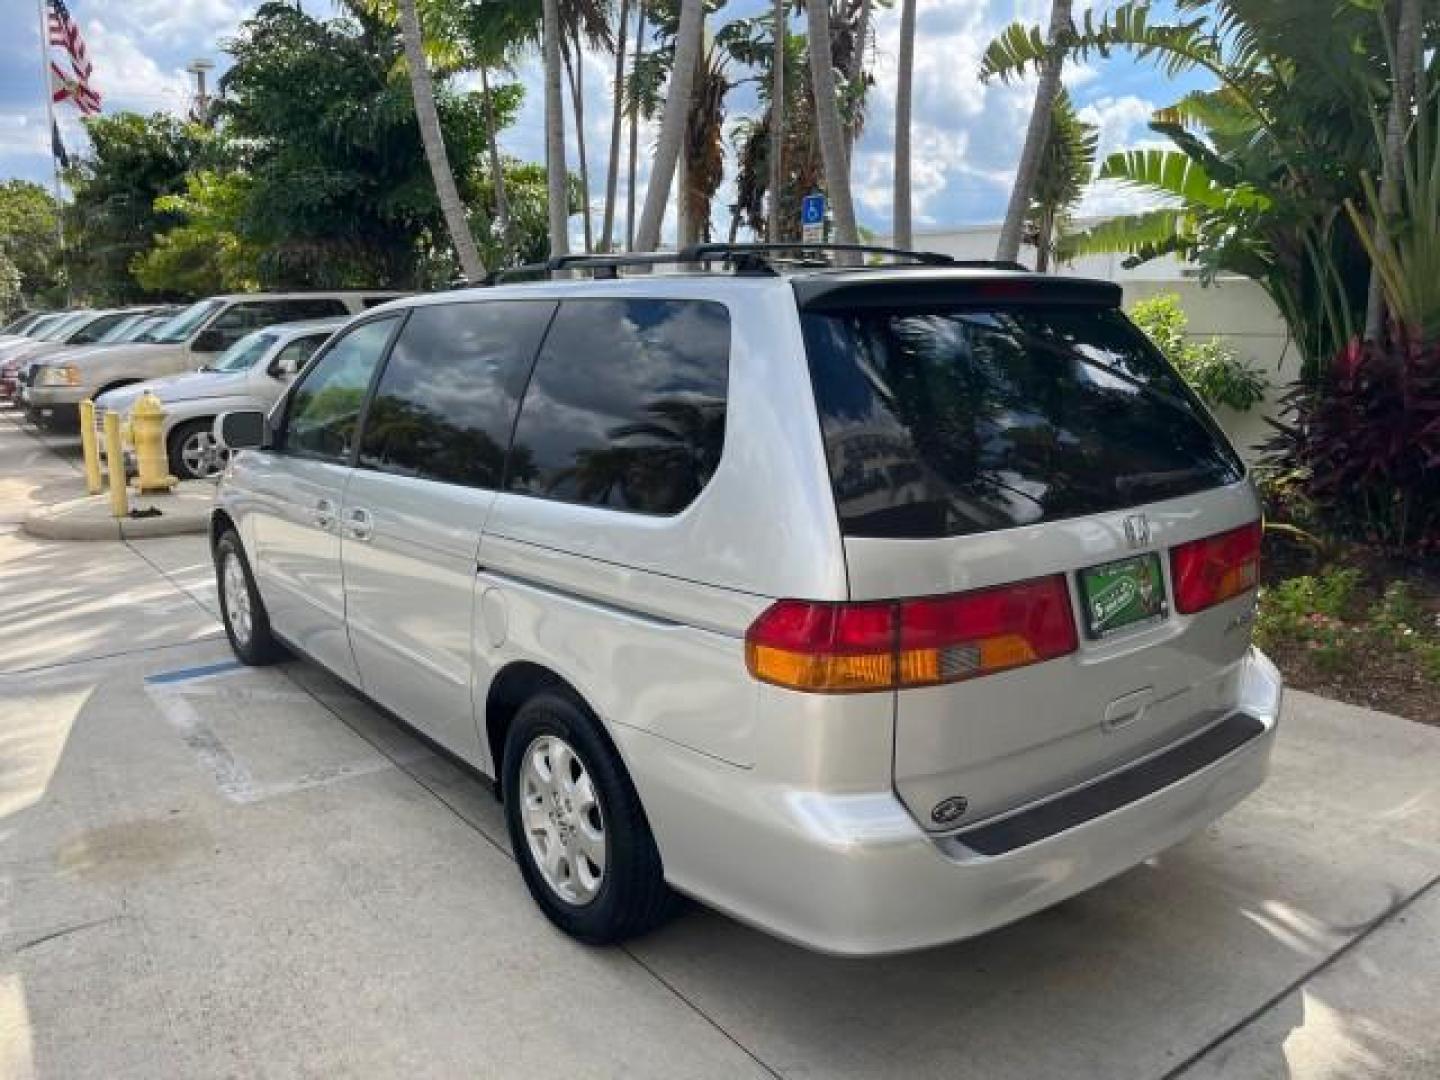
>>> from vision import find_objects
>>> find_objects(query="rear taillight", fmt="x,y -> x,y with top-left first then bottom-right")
745,575 -> 1077,693
1170,522 -> 1262,614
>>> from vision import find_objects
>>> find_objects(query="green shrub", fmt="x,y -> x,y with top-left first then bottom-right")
1129,293 -> 1269,412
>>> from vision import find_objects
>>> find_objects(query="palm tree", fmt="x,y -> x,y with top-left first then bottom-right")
625,3 -> 647,250
893,0 -> 915,249
1026,89 -> 1097,272
633,0 -> 705,252
600,0 -> 631,251
768,0 -> 785,241
396,0 -> 485,279
560,5 -> 615,253
542,0 -> 570,256
1365,0 -> 1423,341
995,0 -> 1072,265
806,0 -> 859,249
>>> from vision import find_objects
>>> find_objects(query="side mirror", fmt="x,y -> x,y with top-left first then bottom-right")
192,327 -> 226,353
214,410 -> 268,452
265,358 -> 290,379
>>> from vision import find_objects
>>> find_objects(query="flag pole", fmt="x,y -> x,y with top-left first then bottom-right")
36,0 -> 68,303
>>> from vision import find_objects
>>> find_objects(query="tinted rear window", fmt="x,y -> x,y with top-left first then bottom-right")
801,304 -> 1243,539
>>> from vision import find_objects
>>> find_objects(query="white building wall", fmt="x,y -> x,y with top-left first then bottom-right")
884,225 -> 1298,462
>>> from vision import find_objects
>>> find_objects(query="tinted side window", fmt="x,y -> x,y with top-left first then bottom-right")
359,301 -> 555,488
283,316 -> 398,463
70,313 -> 127,343
508,299 -> 730,515
277,298 -> 350,320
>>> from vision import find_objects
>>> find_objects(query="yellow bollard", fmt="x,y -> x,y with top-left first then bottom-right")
130,391 -> 176,495
103,411 -> 129,518
78,399 -> 103,495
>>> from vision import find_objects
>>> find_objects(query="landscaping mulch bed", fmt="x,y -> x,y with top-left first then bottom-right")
1260,534 -> 1440,725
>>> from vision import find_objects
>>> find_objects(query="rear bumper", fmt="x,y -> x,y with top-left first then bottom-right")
622,647 -> 1282,956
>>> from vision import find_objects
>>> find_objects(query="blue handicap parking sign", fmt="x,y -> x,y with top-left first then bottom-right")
801,193 -> 826,226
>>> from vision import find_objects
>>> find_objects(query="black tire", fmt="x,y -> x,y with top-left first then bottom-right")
502,690 -> 678,945
168,418 -> 227,480
215,529 -> 284,665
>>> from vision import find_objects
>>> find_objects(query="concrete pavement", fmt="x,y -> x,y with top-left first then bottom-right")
2,407 -> 1439,1079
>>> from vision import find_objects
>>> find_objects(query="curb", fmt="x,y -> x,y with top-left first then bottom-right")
22,488 -> 214,543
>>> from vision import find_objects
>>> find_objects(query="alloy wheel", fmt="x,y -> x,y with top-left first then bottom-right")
519,734 -> 607,906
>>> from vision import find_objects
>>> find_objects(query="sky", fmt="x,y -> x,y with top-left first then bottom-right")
0,0 -> 1208,239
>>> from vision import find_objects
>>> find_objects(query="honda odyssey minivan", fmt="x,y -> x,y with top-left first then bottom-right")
209,245 -> 1282,955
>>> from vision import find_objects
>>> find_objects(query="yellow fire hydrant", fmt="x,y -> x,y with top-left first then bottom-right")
130,391 -> 177,495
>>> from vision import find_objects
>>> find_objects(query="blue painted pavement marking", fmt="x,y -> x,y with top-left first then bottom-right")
145,660 -> 244,685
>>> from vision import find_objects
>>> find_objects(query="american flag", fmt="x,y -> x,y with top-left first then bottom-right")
46,0 -> 101,115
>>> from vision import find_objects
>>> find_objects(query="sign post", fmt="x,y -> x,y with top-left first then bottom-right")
801,192 -> 827,245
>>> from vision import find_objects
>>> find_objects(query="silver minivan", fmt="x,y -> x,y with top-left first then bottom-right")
210,246 -> 1282,955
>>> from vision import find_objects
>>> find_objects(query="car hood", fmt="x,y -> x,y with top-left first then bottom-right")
63,342 -> 178,368
97,370 -> 251,412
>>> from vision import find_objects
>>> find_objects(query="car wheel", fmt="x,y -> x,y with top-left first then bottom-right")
503,690 -> 678,944
215,529 -> 283,665
170,419 -> 229,481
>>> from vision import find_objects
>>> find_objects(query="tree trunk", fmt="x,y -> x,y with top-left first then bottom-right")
844,0 -> 871,162
479,66 -> 512,259
626,4 -> 646,251
396,0 -> 484,281
807,0 -> 860,251
996,0 -> 1071,265
600,0 -> 631,253
893,0 -> 915,249
634,0 -> 705,252
543,0 -> 570,258
768,0 -> 785,242
1365,0 -> 1422,342
562,27 -> 594,253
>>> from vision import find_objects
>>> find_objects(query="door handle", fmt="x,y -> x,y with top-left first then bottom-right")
344,507 -> 374,542
312,497 -> 335,530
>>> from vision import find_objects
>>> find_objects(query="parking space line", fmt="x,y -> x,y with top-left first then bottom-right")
271,662 -> 787,1080
145,660 -> 245,685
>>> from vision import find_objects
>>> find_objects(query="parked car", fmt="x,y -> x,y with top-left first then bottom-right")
209,246 -> 1282,956
0,310 -> 89,365
0,310 -> 49,343
9,309 -> 164,419
0,311 -> 97,403
24,291 -> 403,429
10,306 -> 183,410
96,318 -> 341,480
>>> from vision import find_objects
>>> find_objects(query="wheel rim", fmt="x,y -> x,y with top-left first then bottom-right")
181,429 -> 229,478
519,734 -> 606,906
222,551 -> 252,648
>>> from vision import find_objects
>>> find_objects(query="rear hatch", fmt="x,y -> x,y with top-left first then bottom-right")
796,273 -> 1262,833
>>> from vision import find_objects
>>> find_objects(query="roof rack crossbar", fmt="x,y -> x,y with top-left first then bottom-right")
476,243 -> 1026,286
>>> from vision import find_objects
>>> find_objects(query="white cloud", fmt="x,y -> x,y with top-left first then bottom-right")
85,20 -> 192,115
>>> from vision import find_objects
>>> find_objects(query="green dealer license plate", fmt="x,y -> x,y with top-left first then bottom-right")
1079,553 -> 1168,638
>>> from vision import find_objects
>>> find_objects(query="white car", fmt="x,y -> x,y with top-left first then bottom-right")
96,319 -> 342,480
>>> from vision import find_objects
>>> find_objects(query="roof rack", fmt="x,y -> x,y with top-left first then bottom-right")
478,243 -> 1029,285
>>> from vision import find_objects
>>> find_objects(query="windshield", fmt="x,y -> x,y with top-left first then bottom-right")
95,314 -> 146,343
36,313 -> 88,341
2,313 -> 38,335
211,331 -> 279,373
124,317 -> 169,343
149,299 -> 225,344
801,304 -> 1244,539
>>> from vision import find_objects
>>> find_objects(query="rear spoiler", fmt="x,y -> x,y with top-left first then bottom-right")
792,275 -> 1123,313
